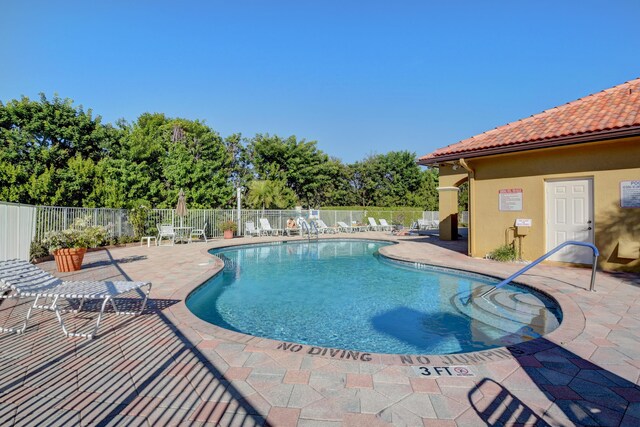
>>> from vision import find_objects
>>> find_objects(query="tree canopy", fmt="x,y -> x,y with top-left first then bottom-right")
1,94 -> 441,210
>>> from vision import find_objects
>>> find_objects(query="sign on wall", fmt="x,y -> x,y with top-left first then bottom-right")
621,180 -> 640,208
499,188 -> 523,211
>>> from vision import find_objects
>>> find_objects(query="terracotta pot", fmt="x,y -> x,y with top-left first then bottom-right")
223,229 -> 234,239
53,248 -> 87,272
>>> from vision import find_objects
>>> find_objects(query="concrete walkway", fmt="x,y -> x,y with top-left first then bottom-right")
0,233 -> 639,426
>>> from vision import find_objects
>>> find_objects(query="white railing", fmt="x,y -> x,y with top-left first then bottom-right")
35,206 -> 131,242
1,201 -> 468,260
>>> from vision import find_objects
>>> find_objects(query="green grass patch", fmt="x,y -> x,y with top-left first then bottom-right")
487,244 -> 518,262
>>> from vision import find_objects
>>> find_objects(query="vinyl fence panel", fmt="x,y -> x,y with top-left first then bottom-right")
0,202 -> 37,261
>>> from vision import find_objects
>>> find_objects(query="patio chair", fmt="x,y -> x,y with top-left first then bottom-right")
337,221 -> 356,233
190,222 -> 208,243
351,221 -> 368,232
316,219 -> 337,234
368,217 -> 382,231
259,218 -> 283,236
157,224 -> 176,246
245,221 -> 261,237
0,259 -> 152,339
378,219 -> 392,232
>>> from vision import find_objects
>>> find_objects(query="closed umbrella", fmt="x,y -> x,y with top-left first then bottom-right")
175,189 -> 188,227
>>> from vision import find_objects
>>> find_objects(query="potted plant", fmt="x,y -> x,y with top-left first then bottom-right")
218,220 -> 237,239
43,217 -> 109,272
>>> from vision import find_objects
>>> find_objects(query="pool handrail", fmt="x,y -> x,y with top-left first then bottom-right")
299,217 -> 319,240
467,241 -> 599,304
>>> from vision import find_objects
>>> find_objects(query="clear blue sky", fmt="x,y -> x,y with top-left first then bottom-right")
2,1 -> 639,163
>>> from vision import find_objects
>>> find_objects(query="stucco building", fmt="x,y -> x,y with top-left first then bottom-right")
419,78 -> 640,272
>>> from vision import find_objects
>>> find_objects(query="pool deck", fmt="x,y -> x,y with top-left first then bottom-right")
1,232 -> 639,426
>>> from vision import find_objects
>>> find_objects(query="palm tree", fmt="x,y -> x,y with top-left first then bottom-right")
246,180 -> 296,210
247,180 -> 273,210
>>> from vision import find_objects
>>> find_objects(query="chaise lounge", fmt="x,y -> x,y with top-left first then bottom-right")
0,259 -> 152,339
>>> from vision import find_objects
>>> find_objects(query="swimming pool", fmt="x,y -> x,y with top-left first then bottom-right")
186,240 -> 562,355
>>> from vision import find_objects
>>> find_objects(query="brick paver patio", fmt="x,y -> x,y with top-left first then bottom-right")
1,232 -> 639,426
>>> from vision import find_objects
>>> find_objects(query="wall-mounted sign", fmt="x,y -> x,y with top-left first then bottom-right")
621,180 -> 640,208
499,188 -> 523,211
515,218 -> 532,227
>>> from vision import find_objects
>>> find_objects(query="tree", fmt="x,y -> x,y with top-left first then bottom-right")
246,180 -> 297,210
345,151 -> 429,207
0,94 -> 121,205
406,167 -> 439,210
119,114 -> 235,208
247,134 -> 334,207
1,94 -> 438,211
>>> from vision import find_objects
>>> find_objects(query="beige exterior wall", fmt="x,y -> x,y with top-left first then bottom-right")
460,136 -> 640,272
438,165 -> 468,241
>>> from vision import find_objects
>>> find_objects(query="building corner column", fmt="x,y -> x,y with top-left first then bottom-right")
437,186 -> 459,240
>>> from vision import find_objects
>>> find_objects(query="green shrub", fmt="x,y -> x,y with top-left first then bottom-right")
218,220 -> 237,232
129,203 -> 151,239
487,244 -> 518,262
323,206 -> 424,227
30,241 -> 50,261
117,235 -> 136,244
42,216 -> 109,253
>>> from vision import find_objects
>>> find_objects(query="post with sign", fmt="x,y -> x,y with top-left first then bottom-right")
515,219 -> 532,259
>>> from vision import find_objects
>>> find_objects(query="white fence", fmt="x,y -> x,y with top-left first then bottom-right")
0,202 -> 37,261
0,202 -> 468,261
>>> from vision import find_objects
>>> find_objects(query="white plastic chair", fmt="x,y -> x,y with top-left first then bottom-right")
378,219 -> 392,231
316,219 -> 337,234
157,224 -> 175,246
259,218 -> 283,236
0,259 -> 151,339
351,221 -> 368,232
337,221 -> 355,233
190,222 -> 208,243
245,221 -> 260,237
368,217 -> 382,231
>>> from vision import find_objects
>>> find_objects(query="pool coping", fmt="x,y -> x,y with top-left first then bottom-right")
167,236 -> 586,368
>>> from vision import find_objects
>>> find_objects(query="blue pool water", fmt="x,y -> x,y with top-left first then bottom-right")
186,240 -> 562,355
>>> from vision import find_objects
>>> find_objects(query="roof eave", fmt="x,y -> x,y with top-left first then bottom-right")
418,126 -> 640,166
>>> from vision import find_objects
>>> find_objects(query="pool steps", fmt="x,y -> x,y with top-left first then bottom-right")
453,287 -> 560,338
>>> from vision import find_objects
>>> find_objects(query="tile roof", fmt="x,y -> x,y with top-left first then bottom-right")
419,78 -> 640,164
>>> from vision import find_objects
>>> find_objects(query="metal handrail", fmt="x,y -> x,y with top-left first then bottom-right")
308,220 -> 319,240
468,241 -> 599,304
299,218 -> 319,241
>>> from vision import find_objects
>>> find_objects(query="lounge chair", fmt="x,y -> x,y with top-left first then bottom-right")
378,219 -> 392,232
0,259 -> 152,339
368,217 -> 382,231
351,221 -> 368,232
157,224 -> 176,246
337,221 -> 356,233
259,218 -> 283,236
245,221 -> 261,237
285,223 -> 300,236
190,222 -> 208,243
316,219 -> 337,234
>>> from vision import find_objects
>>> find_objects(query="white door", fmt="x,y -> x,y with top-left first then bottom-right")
546,178 -> 594,264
